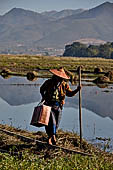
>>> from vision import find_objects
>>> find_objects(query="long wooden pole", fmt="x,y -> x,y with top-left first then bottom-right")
79,66 -> 82,148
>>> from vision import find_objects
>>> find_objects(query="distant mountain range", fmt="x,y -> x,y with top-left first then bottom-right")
0,2 -> 113,54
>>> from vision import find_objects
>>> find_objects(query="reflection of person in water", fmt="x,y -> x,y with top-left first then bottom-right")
40,67 -> 81,145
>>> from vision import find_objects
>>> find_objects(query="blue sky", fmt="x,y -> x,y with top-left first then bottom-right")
0,0 -> 113,15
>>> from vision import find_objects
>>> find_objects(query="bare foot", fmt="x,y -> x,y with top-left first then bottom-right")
48,137 -> 52,145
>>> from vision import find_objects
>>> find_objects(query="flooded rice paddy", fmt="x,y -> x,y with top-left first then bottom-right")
0,75 -> 113,151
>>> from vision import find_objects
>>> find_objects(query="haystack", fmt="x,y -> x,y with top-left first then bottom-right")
27,71 -> 38,81
1,68 -> 11,75
94,67 -> 103,74
105,71 -> 113,81
93,76 -> 110,84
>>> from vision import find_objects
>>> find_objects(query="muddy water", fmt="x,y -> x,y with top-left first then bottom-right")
0,75 -> 113,151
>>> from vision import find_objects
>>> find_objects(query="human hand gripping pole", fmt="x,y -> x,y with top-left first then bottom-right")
77,85 -> 82,91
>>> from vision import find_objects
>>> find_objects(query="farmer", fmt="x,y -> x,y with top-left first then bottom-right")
40,67 -> 81,145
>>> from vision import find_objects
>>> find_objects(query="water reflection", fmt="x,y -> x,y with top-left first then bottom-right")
0,76 -> 43,105
0,76 -> 113,151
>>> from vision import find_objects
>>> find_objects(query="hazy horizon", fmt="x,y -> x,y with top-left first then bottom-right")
0,0 -> 113,15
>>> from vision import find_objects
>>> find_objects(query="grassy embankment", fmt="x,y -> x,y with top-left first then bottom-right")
0,54 -> 113,77
0,124 -> 113,169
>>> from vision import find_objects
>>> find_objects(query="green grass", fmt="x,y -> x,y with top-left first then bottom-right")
0,124 -> 113,170
1,55 -> 113,75
0,151 -> 113,170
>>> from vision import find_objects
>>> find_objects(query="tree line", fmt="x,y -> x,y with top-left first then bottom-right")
63,42 -> 113,58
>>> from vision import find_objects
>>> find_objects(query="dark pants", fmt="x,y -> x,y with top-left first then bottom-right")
45,105 -> 62,137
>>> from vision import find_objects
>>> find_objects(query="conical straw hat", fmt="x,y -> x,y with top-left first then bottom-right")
49,67 -> 70,80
